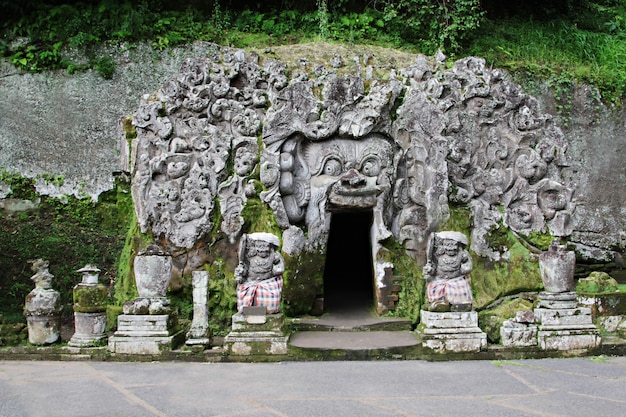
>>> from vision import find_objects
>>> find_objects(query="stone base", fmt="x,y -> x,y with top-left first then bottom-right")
26,315 -> 61,345
69,312 -> 107,347
108,334 -> 180,354
224,313 -> 289,355
538,327 -> 601,351
418,310 -> 487,353
108,314 -> 179,354
185,337 -> 211,347
534,296 -> 601,351
500,322 -> 538,347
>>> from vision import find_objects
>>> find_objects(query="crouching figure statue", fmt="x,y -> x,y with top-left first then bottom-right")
235,232 -> 284,314
423,231 -> 473,312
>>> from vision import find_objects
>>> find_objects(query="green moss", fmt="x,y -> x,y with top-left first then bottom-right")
282,249 -> 325,316
439,205 -> 543,310
73,284 -> 108,312
380,237 -> 424,325
478,298 -> 534,343
105,305 -> 123,333
0,170 -> 37,200
206,259 -> 237,337
240,195 -> 281,236
0,177 -> 135,318
576,271 -> 619,294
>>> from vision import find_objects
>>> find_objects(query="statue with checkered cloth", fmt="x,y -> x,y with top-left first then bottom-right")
423,231 -> 474,313
235,232 -> 284,314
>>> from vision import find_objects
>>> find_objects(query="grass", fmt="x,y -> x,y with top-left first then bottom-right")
3,1 -> 626,106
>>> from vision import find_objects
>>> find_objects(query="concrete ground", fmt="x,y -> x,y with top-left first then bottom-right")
1,357 -> 625,417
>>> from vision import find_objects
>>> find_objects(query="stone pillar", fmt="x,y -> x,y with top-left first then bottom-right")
534,240 -> 600,351
69,265 -> 107,347
186,270 -> 211,347
24,259 -> 62,345
109,245 -> 182,354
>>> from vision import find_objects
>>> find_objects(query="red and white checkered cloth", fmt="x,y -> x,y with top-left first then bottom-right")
427,275 -> 473,305
237,275 -> 283,314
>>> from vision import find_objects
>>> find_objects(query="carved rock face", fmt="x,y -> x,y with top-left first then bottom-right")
132,50 -> 575,267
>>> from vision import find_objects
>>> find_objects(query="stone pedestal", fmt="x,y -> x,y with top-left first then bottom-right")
534,292 -> 601,351
26,315 -> 61,345
69,312 -> 107,347
224,309 -> 289,356
108,314 -> 180,354
69,265 -> 108,347
418,310 -> 487,353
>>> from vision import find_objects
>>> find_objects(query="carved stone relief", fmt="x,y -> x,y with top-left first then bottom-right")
131,48 -> 575,312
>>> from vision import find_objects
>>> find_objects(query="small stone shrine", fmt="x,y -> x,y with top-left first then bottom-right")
69,264 -> 108,347
224,233 -> 289,355
109,244 -> 181,354
185,270 -> 211,347
534,240 -> 600,350
24,259 -> 62,345
418,232 -> 487,353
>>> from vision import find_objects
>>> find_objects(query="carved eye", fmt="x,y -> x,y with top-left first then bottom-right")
322,159 -> 342,176
361,157 -> 381,176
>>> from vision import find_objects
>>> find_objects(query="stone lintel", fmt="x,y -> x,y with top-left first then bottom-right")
537,299 -> 580,309
422,327 -> 486,335
538,292 -> 577,301
421,332 -> 487,353
231,313 -> 285,333
108,334 -> 179,354
420,310 -> 478,328
534,307 -> 593,326
224,333 -> 289,356
538,329 -> 601,351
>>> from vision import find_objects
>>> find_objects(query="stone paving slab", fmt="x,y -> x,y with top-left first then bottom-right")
289,331 -> 420,350
1,358 -> 625,417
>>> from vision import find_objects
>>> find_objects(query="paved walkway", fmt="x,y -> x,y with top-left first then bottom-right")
1,357 -> 625,416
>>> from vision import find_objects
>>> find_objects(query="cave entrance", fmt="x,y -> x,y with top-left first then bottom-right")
323,210 -> 375,313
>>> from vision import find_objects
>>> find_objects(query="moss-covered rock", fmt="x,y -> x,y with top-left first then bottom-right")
440,205 -> 544,309
478,298 -> 534,343
282,249 -> 326,316
576,271 -> 619,294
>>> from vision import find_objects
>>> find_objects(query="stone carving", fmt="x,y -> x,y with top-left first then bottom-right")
131,48 -> 576,313
124,244 -> 172,315
235,233 -> 284,314
24,259 -> 62,345
422,231 -> 473,312
539,239 -> 576,293
186,270 -> 211,346
69,264 -> 107,347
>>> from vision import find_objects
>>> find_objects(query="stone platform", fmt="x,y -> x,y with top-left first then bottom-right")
108,314 -> 181,355
224,312 -> 289,356
418,310 -> 487,353
534,292 -> 601,351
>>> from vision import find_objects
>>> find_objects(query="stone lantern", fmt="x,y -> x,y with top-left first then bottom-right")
24,259 -> 62,345
69,264 -> 108,347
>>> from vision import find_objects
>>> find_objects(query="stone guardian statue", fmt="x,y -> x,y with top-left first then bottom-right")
235,233 -> 285,314
422,231 -> 473,312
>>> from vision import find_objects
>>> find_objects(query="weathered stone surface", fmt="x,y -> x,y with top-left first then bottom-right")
133,245 -> 173,298
539,241 -> 576,293
24,259 -> 62,345
501,321 -> 538,347
418,310 -> 487,353
186,270 -> 211,346
224,312 -> 288,355
420,310 -> 479,328
69,312 -> 107,347
537,329 -> 600,351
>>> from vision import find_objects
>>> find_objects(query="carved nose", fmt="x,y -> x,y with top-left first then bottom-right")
341,169 -> 366,187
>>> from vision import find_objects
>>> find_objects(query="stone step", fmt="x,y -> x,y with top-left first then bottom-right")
289,331 -> 420,351
291,314 -> 413,332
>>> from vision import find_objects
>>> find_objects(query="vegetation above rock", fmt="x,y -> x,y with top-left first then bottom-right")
1,1 -> 625,103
